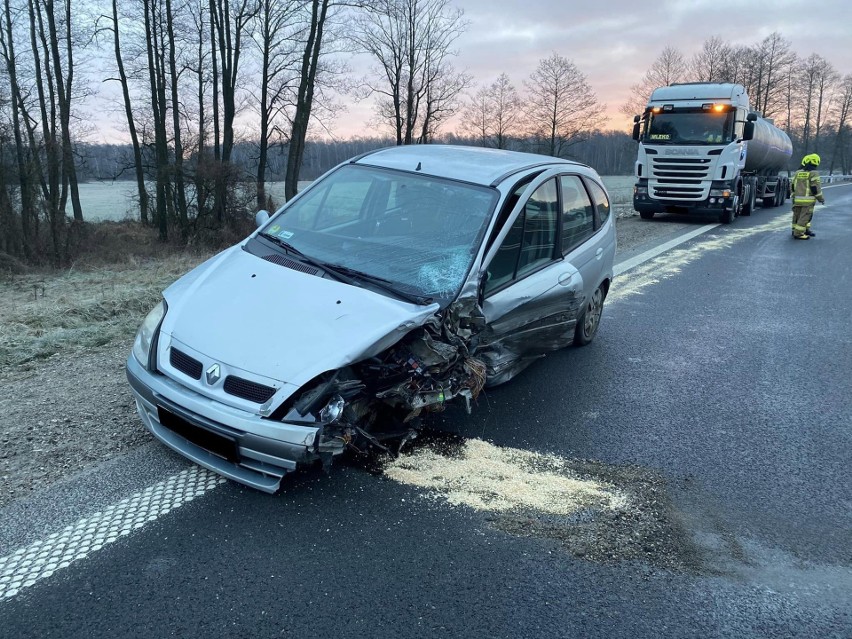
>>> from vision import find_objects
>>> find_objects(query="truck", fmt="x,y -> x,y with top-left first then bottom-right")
631,82 -> 793,224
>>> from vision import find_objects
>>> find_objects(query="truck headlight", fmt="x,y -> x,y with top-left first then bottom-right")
634,185 -> 648,196
709,189 -> 731,198
132,300 -> 167,370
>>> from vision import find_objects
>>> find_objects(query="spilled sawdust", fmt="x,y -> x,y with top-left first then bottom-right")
385,438 -> 704,570
386,438 -> 626,515
610,215 -> 788,304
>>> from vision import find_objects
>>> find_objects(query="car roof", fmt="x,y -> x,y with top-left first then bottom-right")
352,145 -> 587,187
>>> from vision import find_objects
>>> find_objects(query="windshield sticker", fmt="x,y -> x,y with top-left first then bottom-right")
277,230 -> 294,239
269,224 -> 281,233
649,134 -> 671,140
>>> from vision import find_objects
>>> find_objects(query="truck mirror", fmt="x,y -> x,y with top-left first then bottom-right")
632,116 -> 641,142
743,121 -> 755,141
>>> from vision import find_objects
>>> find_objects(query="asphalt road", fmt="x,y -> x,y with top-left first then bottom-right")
2,187 -> 851,638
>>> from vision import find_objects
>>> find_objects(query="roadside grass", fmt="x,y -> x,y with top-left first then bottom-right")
0,252 -> 213,368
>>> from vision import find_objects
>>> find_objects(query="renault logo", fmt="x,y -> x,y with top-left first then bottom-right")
205,363 -> 221,385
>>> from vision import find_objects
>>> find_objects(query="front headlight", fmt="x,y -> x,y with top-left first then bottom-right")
132,300 -> 167,370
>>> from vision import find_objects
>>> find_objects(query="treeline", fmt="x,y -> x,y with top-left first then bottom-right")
1,3 -> 850,269
73,130 -> 635,185
1,0 -> 478,265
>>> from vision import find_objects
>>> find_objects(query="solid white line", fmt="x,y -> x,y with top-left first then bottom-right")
0,467 -> 224,601
614,223 -> 720,276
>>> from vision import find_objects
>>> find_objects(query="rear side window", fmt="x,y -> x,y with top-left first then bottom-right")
560,175 -> 595,253
584,179 -> 611,227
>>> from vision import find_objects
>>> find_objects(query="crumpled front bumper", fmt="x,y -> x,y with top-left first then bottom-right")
126,354 -> 319,493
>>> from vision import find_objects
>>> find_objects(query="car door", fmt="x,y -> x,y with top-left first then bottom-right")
477,174 -> 587,384
560,174 -> 604,304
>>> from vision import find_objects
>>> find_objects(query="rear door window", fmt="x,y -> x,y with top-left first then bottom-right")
559,175 -> 595,254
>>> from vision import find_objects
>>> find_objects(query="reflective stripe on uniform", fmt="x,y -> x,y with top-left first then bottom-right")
792,223 -> 807,231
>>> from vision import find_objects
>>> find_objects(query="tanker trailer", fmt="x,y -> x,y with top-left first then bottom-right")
631,82 -> 793,224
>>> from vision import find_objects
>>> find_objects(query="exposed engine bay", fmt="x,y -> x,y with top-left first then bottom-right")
271,302 -> 490,468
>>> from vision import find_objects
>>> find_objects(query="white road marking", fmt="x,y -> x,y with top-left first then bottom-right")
0,467 -> 224,601
615,223 -> 719,276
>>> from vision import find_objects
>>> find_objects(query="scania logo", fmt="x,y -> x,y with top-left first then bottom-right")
664,148 -> 700,156
205,364 -> 221,385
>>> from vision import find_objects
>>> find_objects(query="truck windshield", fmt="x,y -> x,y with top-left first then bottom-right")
643,109 -> 735,145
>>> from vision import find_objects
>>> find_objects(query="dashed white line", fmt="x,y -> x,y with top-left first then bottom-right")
0,466 -> 224,601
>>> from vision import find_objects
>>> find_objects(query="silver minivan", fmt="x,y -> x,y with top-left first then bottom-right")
126,145 -> 616,492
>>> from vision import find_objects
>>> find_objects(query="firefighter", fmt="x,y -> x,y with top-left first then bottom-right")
789,153 -> 825,240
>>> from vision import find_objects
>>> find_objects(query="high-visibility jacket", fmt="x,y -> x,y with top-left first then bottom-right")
791,169 -> 825,206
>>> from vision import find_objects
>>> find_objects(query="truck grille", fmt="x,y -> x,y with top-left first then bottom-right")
223,375 -> 277,404
170,348 -> 203,380
650,157 -> 712,201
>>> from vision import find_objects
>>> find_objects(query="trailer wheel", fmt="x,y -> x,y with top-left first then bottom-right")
639,211 -> 655,220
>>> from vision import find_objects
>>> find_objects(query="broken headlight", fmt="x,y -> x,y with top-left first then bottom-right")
132,300 -> 167,371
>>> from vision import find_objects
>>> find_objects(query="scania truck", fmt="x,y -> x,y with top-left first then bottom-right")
632,83 -> 792,224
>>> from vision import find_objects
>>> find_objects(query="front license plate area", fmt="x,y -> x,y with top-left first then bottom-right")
157,406 -> 239,463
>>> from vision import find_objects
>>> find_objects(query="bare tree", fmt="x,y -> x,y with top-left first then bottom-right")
352,0 -> 468,145
799,54 -> 838,152
689,37 -> 730,83
459,73 -> 519,149
253,0 -> 300,209
829,74 -> 852,174
107,0 -> 149,225
620,46 -> 686,117
525,53 -> 606,158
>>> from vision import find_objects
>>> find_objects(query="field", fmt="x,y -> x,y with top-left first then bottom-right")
77,176 -> 637,222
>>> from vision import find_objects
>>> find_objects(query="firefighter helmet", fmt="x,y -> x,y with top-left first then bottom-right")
802,153 -> 821,167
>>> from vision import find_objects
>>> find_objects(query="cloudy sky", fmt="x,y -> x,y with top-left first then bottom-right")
337,0 -> 852,137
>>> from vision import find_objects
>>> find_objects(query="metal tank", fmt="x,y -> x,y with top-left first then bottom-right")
744,117 -> 792,174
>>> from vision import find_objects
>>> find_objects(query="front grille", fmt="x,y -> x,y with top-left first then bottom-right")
170,348 -> 203,379
651,157 -> 712,201
223,375 -> 277,403
261,254 -> 320,275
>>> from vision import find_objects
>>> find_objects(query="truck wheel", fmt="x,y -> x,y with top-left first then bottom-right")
639,211 -> 655,220
719,195 -> 738,224
742,186 -> 756,216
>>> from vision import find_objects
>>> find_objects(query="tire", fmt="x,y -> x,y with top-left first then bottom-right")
762,196 -> 775,208
639,210 -> 655,220
742,184 -> 755,216
719,198 -> 737,224
574,284 -> 606,346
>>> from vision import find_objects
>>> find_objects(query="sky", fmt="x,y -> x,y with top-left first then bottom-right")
334,0 -> 852,139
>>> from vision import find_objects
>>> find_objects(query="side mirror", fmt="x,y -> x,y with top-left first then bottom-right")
632,115 -> 641,142
255,209 -> 270,228
742,121 -> 755,141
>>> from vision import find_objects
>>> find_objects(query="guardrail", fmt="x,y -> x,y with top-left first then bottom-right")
822,174 -> 852,184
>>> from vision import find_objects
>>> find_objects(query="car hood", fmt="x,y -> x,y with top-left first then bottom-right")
160,246 -> 439,389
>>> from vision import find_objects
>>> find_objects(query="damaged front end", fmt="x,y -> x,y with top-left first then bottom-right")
276,303 -> 488,468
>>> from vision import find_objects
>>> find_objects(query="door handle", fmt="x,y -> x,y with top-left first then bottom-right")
595,248 -> 604,259
557,272 -> 574,286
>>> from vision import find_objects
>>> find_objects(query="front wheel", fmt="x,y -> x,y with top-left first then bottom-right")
574,284 -> 606,346
742,185 -> 756,216
639,210 -> 655,220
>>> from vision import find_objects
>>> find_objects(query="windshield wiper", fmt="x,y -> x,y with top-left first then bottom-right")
259,233 -> 355,284
322,263 -> 434,306
259,233 -> 432,305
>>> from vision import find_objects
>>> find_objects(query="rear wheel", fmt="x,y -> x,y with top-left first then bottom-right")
639,210 -> 655,220
742,184 -> 756,216
574,284 -> 606,346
